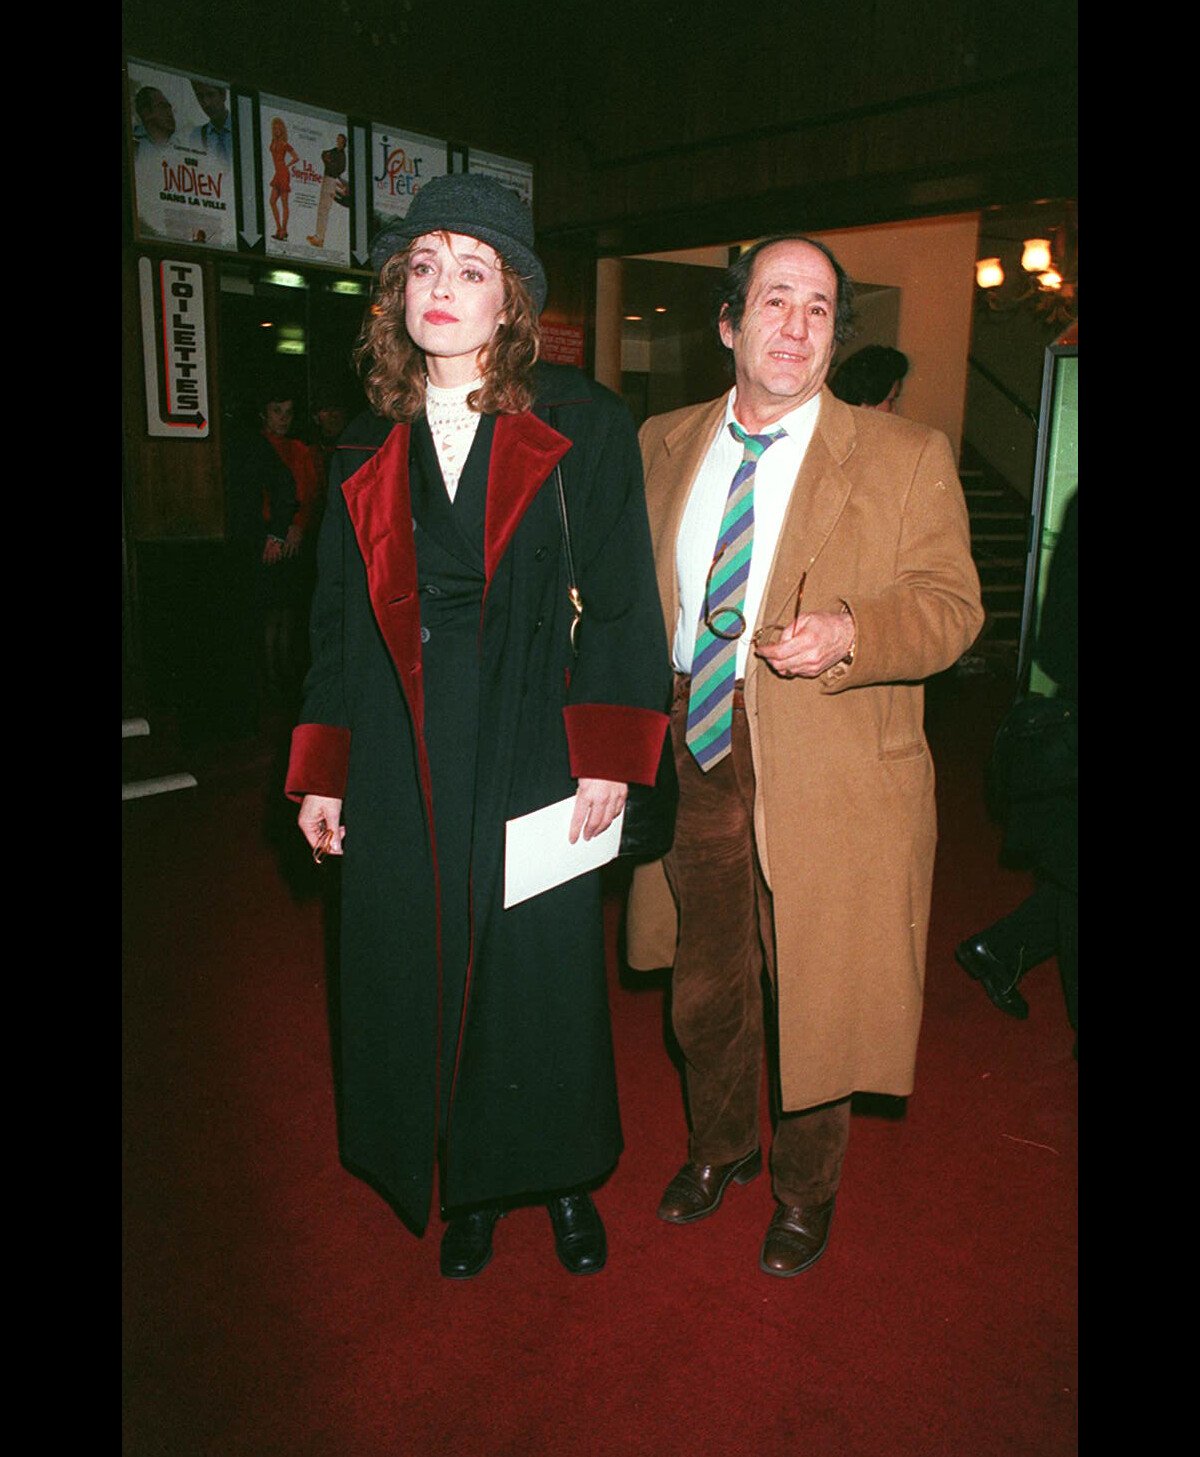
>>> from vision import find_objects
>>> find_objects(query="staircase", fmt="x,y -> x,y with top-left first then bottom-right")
957,445 -> 1030,679
122,716 -> 197,802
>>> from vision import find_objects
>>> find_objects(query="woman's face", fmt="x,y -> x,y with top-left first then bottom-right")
403,232 -> 507,386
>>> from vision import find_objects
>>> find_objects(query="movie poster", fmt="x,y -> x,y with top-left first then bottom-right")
260,97 -> 351,266
467,150 -> 533,209
127,59 -> 237,251
370,125 -> 447,234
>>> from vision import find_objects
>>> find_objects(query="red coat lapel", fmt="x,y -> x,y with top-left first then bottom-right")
340,411 -> 573,688
340,423 -> 424,716
486,412 -> 571,580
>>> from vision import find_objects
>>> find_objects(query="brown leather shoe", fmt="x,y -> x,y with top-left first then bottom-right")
656,1147 -> 762,1223
759,1198 -> 836,1277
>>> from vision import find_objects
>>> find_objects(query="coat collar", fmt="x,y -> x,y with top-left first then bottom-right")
485,411 -> 571,579
660,393 -> 728,476
339,410 -> 572,717
649,387 -> 861,683
341,410 -> 572,598
649,395 -> 728,639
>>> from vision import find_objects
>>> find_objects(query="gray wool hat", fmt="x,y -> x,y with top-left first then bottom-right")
369,173 -> 547,313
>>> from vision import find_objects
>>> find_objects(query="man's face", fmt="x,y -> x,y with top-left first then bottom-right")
720,240 -> 839,424
191,81 -> 228,127
315,404 -> 349,440
139,88 -> 176,141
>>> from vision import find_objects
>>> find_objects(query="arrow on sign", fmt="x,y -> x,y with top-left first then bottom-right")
238,94 -> 261,248
352,123 -> 370,266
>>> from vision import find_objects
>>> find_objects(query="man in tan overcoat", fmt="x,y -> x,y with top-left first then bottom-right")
625,235 -> 984,1276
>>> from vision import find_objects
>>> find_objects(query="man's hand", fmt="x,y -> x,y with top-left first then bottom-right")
262,536 -> 284,565
283,523 -> 304,558
755,610 -> 855,679
299,794 -> 346,856
569,778 -> 628,844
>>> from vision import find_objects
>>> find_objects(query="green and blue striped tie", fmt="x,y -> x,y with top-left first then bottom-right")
685,422 -> 785,770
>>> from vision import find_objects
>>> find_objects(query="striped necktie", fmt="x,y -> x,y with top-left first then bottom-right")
685,422 -> 785,770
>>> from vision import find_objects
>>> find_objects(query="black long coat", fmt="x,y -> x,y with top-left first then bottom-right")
1000,490 -> 1077,889
287,364 -> 670,1233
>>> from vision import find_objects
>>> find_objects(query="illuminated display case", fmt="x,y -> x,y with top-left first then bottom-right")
1017,338 -> 1078,695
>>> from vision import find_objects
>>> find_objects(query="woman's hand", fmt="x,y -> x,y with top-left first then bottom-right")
569,778 -> 628,844
299,794 -> 346,857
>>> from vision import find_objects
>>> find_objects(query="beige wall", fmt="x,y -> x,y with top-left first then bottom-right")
807,214 -> 980,457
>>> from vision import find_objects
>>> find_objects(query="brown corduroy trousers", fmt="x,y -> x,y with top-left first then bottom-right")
664,673 -> 849,1207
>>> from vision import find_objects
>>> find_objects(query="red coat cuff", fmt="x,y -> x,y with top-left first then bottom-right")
285,724 -> 351,802
563,705 -> 669,786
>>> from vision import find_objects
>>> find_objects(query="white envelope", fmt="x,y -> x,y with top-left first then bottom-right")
503,795 -> 625,909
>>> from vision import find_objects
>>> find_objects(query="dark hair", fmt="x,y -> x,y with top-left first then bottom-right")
311,379 -> 356,412
255,381 -> 297,414
829,345 -> 910,407
355,232 -> 540,421
715,235 -> 856,349
134,86 -> 165,122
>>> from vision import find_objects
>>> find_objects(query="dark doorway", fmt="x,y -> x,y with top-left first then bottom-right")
217,262 -> 369,431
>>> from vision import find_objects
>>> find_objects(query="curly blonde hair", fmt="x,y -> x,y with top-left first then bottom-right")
355,233 -> 540,421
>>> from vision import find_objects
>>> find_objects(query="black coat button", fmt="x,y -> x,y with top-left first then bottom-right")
420,626 -> 431,643
534,546 -> 548,561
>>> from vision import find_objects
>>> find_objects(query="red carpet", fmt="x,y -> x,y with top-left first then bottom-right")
123,671 -> 1076,1456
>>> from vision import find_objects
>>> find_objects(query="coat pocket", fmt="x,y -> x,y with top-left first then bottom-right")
878,741 -> 926,762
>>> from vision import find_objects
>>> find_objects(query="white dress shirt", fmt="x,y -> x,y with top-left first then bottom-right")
673,389 -> 821,676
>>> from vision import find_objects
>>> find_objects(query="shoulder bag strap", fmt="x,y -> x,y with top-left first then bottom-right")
547,406 -> 584,656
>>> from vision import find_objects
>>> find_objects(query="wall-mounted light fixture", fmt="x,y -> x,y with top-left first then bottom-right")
976,208 -> 1077,326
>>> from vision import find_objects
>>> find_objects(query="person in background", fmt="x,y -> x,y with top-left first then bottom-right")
286,174 -> 671,1281
307,387 -> 354,489
626,236 -> 983,1277
296,385 -> 355,643
829,344 -> 910,413
259,388 -> 322,710
223,409 -> 298,734
956,489 -> 1077,1044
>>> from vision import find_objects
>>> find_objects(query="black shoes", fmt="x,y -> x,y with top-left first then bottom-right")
955,936 -> 1029,1019
440,1206 -> 503,1279
440,1192 -> 606,1277
546,1191 -> 607,1274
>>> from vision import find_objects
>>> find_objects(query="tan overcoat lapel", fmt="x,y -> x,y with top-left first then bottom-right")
649,396 -> 728,638
651,389 -> 861,680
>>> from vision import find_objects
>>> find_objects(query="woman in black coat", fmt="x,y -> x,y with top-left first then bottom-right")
286,174 -> 671,1279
